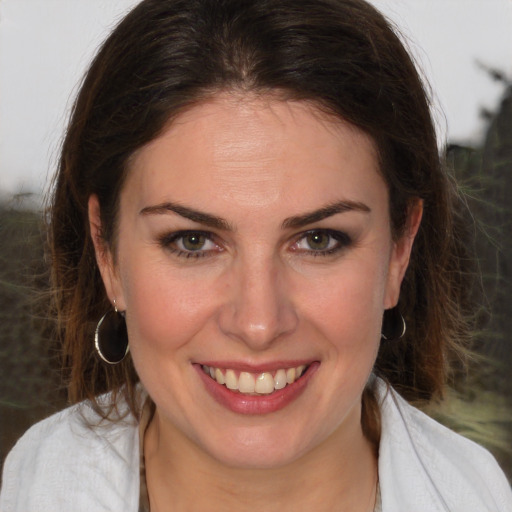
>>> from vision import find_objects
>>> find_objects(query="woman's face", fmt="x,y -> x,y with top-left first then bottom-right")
91,94 -> 418,469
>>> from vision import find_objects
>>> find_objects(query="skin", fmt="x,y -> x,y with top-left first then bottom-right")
89,93 -> 422,511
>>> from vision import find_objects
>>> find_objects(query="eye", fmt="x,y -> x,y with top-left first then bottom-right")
158,230 -> 221,258
292,229 -> 351,256
304,231 -> 334,251
178,232 -> 210,251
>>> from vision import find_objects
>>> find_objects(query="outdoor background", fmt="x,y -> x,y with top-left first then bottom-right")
1,0 -> 512,480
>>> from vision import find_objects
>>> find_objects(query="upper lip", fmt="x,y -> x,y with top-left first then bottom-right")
195,360 -> 316,373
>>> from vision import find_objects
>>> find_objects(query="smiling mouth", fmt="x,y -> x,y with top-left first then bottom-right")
201,364 -> 309,395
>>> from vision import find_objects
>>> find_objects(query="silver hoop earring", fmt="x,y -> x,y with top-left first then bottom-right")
381,307 -> 406,341
94,302 -> 129,364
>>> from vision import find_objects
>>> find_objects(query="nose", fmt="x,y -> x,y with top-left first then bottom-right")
218,254 -> 298,350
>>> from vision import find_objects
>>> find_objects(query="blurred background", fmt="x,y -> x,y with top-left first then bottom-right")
1,0 -> 511,480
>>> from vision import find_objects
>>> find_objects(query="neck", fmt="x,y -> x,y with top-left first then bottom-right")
144,408 -> 378,512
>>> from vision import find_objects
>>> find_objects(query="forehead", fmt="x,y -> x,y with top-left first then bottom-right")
125,93 -> 385,215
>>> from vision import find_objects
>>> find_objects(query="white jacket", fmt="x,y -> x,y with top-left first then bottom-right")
1,380 -> 511,511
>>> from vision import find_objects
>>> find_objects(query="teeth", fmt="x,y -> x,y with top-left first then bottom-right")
286,367 -> 296,384
255,373 -> 274,394
225,369 -> 238,390
214,368 -> 225,385
239,372 -> 255,393
274,369 -> 287,390
203,364 -> 309,395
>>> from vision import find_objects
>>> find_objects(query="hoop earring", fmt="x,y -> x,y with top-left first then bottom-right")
94,301 -> 129,364
381,307 -> 406,341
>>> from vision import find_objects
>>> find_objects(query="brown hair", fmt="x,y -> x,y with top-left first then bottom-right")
49,0 -> 474,436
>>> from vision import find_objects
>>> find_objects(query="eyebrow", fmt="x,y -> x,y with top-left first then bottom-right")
140,199 -> 370,231
140,202 -> 234,231
282,200 -> 371,229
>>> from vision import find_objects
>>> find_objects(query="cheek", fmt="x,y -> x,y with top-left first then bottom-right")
297,254 -> 388,355
119,258 -> 220,354
285,257 -> 389,437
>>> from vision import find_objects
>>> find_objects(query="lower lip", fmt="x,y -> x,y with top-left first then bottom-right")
195,362 -> 319,415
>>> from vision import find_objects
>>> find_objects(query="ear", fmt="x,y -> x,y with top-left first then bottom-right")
384,198 -> 423,309
88,195 -> 125,310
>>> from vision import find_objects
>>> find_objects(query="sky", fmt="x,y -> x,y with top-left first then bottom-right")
0,0 -> 511,197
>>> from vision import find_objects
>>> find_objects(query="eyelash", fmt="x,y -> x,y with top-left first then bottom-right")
157,229 -> 352,259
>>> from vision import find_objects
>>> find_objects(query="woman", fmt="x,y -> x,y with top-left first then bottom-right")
1,0 -> 511,510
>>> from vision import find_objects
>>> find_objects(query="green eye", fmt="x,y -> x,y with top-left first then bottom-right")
181,233 -> 207,251
306,231 -> 331,250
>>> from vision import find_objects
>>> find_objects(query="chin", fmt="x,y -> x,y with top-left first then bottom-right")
200,425 -> 312,470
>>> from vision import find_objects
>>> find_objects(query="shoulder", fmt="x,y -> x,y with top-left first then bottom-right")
375,378 -> 512,512
0,399 -> 140,512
